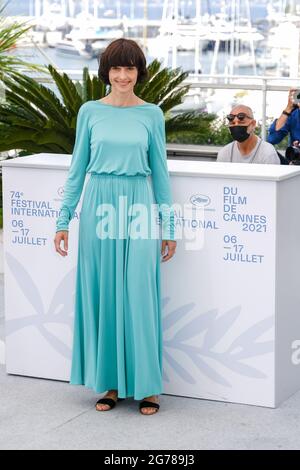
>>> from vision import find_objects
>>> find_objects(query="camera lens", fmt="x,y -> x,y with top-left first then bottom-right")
286,146 -> 300,162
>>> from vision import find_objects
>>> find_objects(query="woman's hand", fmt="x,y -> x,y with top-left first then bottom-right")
54,231 -> 69,257
286,89 -> 297,113
161,240 -> 177,262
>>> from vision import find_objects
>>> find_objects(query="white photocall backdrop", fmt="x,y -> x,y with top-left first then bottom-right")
163,175 -> 276,407
3,163 -> 82,381
2,155 -> 300,408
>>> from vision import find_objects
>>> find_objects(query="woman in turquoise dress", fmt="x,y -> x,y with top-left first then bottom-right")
54,38 -> 176,415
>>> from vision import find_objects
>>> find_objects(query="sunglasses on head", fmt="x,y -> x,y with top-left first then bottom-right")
226,113 -> 253,123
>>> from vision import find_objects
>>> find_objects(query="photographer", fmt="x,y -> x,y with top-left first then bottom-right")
268,88 -> 300,151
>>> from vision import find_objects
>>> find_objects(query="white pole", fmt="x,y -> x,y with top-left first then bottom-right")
289,25 -> 299,77
282,0 -> 287,15
246,0 -> 257,75
130,0 -> 134,20
35,0 -> 41,17
180,0 -> 184,19
210,37 -> 220,77
229,0 -> 235,75
172,0 -> 179,69
61,0 -> 67,17
93,0 -> 97,18
194,0 -> 201,74
261,78 -> 267,140
116,1 -> 121,19
143,0 -> 148,50
236,0 -> 240,59
161,0 -> 169,38
83,0 -> 89,16
68,0 -> 75,18
161,0 -> 170,67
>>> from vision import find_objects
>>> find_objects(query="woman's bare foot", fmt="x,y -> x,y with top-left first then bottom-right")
140,395 -> 160,415
96,390 -> 118,411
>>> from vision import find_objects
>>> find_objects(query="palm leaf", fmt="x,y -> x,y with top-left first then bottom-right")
0,59 -> 199,156
3,89 -> 48,124
0,126 -> 70,153
0,1 -> 46,75
91,75 -> 105,100
4,72 -> 71,127
82,67 -> 93,103
48,65 -> 82,115
74,80 -> 83,99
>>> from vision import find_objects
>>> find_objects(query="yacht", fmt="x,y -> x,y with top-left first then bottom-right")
55,39 -> 94,59
66,24 -> 124,58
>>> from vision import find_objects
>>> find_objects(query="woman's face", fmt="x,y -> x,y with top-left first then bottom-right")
108,65 -> 138,93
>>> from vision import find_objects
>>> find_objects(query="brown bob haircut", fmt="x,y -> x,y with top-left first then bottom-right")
98,38 -> 148,85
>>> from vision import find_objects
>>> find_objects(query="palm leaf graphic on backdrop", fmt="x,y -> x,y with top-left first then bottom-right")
5,253 -> 274,386
163,297 -> 274,387
5,252 -> 76,359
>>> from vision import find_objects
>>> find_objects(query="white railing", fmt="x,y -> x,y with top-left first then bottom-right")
7,69 -> 300,141
187,74 -> 300,140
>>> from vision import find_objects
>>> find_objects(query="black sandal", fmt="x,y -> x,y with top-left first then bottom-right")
96,397 -> 125,411
139,400 -> 160,415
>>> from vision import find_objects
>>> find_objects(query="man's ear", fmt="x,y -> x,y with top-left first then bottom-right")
249,119 -> 256,132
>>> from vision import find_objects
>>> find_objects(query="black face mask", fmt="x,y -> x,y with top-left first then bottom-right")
229,125 -> 250,143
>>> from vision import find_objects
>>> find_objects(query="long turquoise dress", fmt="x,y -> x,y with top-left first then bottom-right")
56,100 -> 175,400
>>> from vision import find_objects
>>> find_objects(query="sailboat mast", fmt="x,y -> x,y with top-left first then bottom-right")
143,0 -> 148,50
195,0 -> 202,74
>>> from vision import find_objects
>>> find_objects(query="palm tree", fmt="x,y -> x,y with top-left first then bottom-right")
0,60 -> 207,155
0,1 -> 46,78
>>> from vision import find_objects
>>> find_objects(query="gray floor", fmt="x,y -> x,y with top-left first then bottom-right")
1,274 -> 300,450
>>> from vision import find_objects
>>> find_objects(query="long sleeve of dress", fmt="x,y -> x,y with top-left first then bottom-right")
148,107 -> 176,241
56,104 -> 91,232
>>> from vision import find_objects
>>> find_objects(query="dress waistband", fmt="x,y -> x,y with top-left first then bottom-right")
90,172 -> 147,180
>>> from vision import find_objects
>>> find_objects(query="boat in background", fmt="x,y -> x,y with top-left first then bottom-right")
64,14 -> 124,58
55,38 -> 94,59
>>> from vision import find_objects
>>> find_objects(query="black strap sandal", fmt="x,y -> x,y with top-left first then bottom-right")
96,397 -> 124,411
139,400 -> 160,414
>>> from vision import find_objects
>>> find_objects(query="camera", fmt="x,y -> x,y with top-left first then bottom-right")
293,89 -> 300,105
285,145 -> 300,165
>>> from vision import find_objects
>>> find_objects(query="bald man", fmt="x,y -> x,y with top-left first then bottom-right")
217,105 -> 280,164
